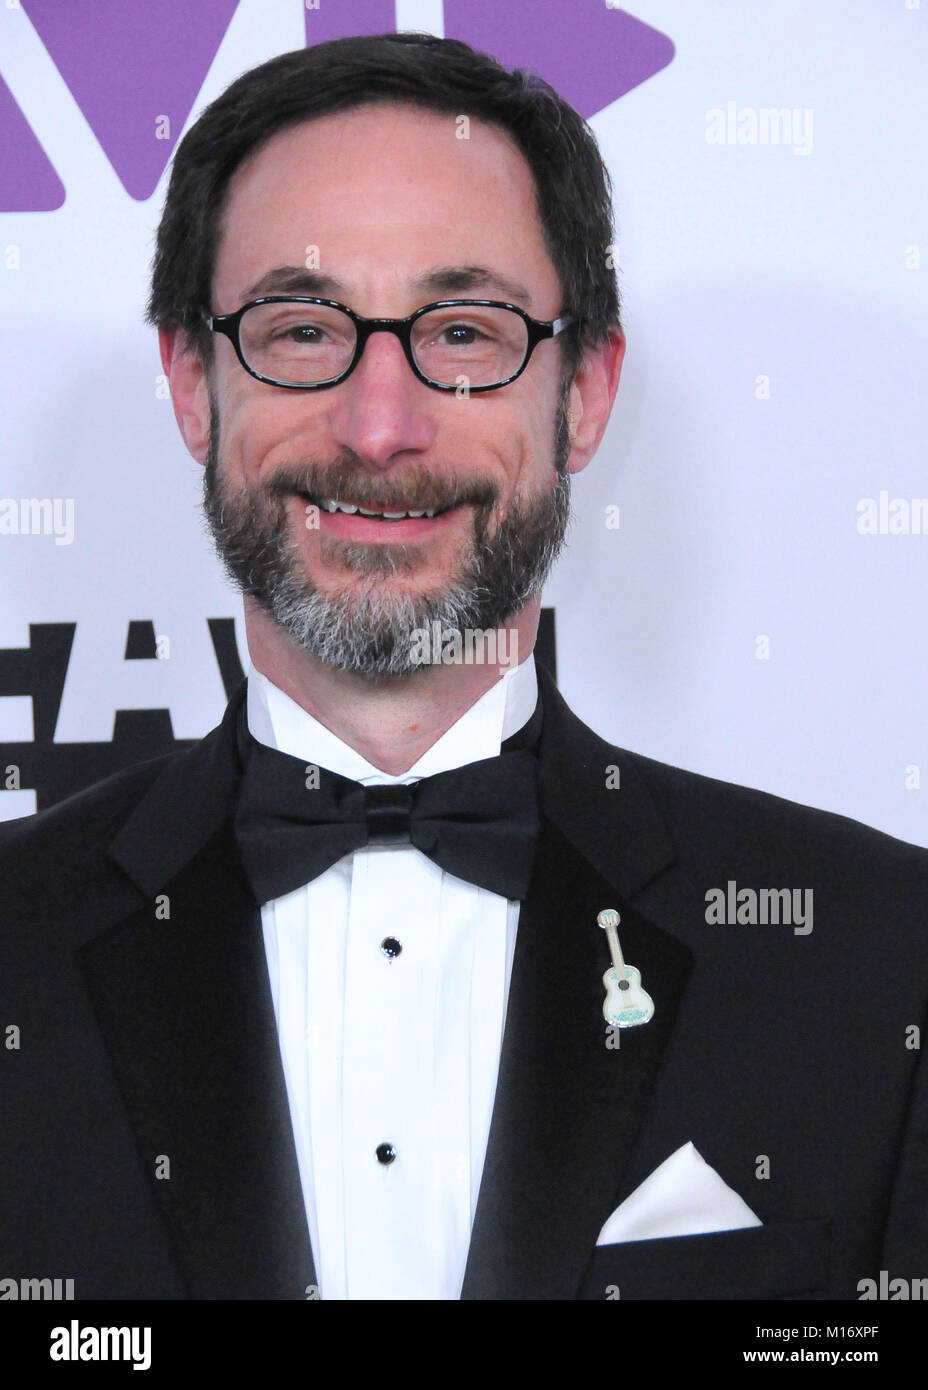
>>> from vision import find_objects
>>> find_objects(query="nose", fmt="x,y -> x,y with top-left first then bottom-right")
327,325 -> 437,471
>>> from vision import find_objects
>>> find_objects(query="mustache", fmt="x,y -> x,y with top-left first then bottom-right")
263,460 -> 499,514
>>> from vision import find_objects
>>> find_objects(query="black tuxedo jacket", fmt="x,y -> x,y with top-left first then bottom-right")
2,662 -> 927,1300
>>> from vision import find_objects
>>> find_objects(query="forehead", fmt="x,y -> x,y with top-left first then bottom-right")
213,102 -> 561,312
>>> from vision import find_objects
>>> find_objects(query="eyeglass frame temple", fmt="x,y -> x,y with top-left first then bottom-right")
199,296 -> 577,392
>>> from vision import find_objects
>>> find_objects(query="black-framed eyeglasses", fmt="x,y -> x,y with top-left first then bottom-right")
201,296 -> 576,392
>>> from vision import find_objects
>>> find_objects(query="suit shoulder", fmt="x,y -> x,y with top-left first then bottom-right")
0,751 -> 178,847
0,693 -> 242,951
0,754 -> 195,956
616,744 -> 928,873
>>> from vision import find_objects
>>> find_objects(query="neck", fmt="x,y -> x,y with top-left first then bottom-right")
243,595 -> 541,775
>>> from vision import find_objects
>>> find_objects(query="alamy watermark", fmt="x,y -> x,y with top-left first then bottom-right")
408,622 -> 518,667
49,1320 -> 151,1370
858,1271 -> 928,1300
857,492 -> 928,534
0,1275 -> 74,1299
705,880 -> 813,935
0,497 -> 75,546
705,101 -> 814,156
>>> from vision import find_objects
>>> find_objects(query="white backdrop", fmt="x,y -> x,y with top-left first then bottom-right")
1,0 -> 926,846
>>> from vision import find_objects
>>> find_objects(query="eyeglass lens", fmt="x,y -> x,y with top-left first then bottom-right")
238,302 -> 530,386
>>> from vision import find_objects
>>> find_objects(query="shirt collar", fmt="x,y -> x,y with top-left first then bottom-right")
246,654 -> 539,785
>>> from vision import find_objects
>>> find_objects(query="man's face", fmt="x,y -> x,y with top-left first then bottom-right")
200,102 -> 581,677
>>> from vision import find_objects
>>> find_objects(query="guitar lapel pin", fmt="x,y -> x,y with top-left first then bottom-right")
598,908 -> 654,1028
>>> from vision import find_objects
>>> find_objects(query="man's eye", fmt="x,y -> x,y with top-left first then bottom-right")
438,324 -> 489,344
275,323 -> 325,343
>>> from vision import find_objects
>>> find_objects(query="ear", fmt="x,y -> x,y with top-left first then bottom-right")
564,326 -> 626,475
158,325 -> 212,465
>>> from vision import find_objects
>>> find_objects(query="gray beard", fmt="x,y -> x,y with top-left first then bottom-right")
202,394 -> 573,679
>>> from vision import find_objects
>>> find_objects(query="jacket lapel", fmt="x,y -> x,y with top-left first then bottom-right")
82,683 -> 315,1299
461,665 -> 693,1299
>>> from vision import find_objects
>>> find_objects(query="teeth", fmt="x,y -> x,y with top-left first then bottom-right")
316,497 -> 443,520
319,498 -> 365,516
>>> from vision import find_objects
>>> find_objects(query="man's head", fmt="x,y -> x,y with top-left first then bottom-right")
148,34 -> 624,679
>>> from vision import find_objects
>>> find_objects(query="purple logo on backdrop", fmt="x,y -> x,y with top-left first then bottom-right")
8,0 -> 240,204
1,2 -> 673,210
306,2 -> 675,120
0,71 -> 65,211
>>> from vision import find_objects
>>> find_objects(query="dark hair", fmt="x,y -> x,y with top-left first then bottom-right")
145,32 -> 621,383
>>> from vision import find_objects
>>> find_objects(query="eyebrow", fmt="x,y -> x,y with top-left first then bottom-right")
239,264 -> 535,309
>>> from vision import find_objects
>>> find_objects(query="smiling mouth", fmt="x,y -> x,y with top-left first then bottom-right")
297,492 -> 457,522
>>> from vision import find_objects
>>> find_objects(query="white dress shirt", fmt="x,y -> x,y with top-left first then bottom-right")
248,655 -> 538,1300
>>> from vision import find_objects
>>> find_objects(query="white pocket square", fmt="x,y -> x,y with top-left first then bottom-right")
596,1141 -> 763,1244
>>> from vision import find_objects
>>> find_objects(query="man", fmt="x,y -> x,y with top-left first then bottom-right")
1,33 -> 926,1302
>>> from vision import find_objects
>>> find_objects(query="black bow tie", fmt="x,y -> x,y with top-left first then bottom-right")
233,690 -> 542,904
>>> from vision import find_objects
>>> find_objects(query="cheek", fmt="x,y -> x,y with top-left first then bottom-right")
482,388 -> 552,465
218,388 -> 321,478
507,397 -> 560,490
